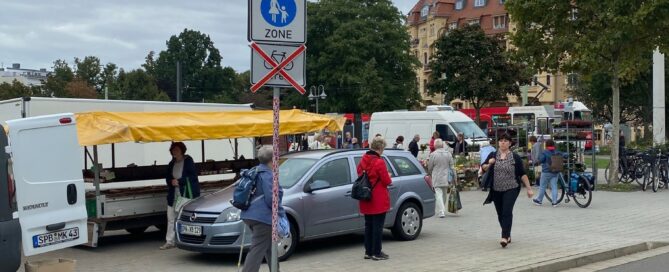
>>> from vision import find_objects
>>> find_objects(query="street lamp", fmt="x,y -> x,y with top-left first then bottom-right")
308,85 -> 326,113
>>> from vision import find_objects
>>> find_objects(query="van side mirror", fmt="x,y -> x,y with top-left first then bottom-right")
305,180 -> 331,193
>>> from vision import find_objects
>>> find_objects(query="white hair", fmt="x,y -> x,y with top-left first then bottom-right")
257,145 -> 273,164
434,139 -> 444,148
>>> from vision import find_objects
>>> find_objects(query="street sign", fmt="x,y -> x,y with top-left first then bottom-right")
248,0 -> 306,44
251,42 -> 306,93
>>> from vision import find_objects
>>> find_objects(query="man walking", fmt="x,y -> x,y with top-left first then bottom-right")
408,134 -> 420,158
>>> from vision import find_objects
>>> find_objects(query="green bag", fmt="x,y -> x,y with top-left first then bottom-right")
447,185 -> 458,214
174,178 -> 193,211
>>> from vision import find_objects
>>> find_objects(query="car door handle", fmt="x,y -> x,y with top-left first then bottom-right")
46,222 -> 66,231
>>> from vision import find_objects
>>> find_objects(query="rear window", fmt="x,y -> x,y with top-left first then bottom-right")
389,156 -> 422,176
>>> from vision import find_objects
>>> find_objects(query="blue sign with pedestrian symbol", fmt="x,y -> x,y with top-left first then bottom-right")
261,0 -> 296,27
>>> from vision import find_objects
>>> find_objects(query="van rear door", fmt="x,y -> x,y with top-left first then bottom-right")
7,113 -> 87,256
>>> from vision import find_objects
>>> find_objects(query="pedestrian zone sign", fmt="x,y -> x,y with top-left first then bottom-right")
248,0 -> 306,44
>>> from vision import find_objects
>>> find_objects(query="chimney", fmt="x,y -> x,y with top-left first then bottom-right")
12,63 -> 20,69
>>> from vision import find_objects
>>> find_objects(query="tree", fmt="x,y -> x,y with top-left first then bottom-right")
152,29 -> 232,102
0,80 -> 40,100
100,63 -> 119,98
42,59 -> 74,97
108,69 -> 169,101
74,56 -> 102,89
287,0 -> 419,113
65,79 -> 97,99
428,24 -> 528,124
506,0 -> 669,184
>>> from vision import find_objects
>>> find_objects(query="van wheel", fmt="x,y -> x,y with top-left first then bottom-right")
278,220 -> 298,262
391,202 -> 422,241
126,226 -> 148,235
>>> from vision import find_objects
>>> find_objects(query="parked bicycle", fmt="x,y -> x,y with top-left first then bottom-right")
544,163 -> 594,208
604,149 -> 644,185
640,148 -> 668,192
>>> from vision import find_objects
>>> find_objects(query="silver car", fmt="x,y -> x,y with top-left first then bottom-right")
175,149 -> 436,261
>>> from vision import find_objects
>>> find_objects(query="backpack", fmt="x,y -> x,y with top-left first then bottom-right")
351,171 -> 375,201
549,152 -> 564,172
230,167 -> 262,210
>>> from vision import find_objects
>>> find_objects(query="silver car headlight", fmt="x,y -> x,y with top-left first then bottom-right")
216,207 -> 242,223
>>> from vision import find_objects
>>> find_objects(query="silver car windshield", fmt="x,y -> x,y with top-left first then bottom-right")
279,158 -> 317,188
451,121 -> 487,138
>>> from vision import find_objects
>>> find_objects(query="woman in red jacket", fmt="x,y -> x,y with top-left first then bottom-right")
356,136 -> 393,261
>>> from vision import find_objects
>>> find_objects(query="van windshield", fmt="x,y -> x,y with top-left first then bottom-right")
451,122 -> 487,139
279,158 -> 317,188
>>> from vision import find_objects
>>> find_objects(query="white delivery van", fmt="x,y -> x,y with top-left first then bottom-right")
369,108 -> 489,150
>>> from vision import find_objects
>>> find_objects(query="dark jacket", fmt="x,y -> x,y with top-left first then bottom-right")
408,140 -> 419,157
448,140 -> 468,156
240,163 -> 285,226
481,151 -> 526,205
356,150 -> 392,215
166,155 -> 201,206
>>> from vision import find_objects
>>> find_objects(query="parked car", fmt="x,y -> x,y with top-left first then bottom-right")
0,125 -> 21,272
176,149 -> 436,261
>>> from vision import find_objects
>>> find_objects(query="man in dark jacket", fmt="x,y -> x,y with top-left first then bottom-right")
408,134 -> 420,157
448,132 -> 468,156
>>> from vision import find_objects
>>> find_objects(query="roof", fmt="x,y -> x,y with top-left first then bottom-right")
281,148 -> 411,160
371,110 -> 474,122
74,110 -> 345,146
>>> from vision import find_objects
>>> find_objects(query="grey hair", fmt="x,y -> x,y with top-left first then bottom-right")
434,139 -> 444,148
370,136 -> 387,151
257,145 -> 273,164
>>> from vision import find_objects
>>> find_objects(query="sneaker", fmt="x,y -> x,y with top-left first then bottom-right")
532,199 -> 542,206
438,212 -> 445,218
159,243 -> 175,250
371,253 -> 389,261
552,203 -> 559,208
364,254 -> 371,260
378,252 -> 389,258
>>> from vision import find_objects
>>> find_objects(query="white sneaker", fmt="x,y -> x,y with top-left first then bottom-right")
159,243 -> 175,250
438,212 -> 445,218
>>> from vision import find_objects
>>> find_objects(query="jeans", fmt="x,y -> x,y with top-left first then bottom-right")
535,172 -> 559,204
492,187 -> 520,239
242,220 -> 274,272
364,213 -> 386,256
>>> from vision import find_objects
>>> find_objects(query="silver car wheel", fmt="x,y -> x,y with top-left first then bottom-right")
277,233 -> 293,258
401,207 -> 420,236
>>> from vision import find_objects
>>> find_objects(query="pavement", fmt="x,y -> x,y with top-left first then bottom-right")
20,189 -> 669,272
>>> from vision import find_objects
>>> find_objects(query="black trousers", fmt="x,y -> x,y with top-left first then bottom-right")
492,187 -> 520,239
364,213 -> 386,256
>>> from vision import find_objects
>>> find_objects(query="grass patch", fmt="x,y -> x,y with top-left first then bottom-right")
596,183 -> 640,192
584,157 -> 610,169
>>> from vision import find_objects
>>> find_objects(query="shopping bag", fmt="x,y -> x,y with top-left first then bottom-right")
174,178 -> 193,211
447,185 -> 458,214
278,212 -> 290,238
455,188 -> 462,210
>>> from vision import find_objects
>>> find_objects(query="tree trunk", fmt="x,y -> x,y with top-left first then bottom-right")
610,69 -> 621,185
475,106 -> 482,127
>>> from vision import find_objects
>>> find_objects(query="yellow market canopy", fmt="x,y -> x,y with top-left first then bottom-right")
74,110 -> 345,146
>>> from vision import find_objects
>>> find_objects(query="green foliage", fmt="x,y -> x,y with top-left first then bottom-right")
0,80 -> 41,100
74,56 -> 102,89
286,0 -> 419,113
428,25 -> 528,123
151,29 -> 234,102
108,69 -> 169,101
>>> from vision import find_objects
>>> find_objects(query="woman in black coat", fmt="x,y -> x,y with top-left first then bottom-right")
161,142 -> 200,250
481,133 -> 533,248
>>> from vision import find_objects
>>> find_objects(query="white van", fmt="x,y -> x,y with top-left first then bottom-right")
369,109 -> 489,150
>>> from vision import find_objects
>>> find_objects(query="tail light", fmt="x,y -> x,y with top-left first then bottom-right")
424,175 -> 435,193
59,117 -> 72,124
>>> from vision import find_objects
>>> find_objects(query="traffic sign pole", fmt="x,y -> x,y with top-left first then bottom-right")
271,86 -> 280,272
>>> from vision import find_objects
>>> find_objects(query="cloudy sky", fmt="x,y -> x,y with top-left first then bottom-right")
0,0 -> 417,73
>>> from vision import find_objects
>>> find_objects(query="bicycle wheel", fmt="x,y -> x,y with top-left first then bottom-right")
573,175 -> 593,208
544,174 -> 565,204
652,166 -> 660,192
642,164 -> 651,191
604,162 -> 625,183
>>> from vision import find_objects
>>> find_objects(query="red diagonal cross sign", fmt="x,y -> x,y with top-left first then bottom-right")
251,42 -> 306,94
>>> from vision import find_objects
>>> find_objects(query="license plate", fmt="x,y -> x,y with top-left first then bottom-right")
180,224 -> 202,236
32,227 -> 79,248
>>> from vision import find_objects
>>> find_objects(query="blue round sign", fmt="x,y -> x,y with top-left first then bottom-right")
260,0 -> 296,27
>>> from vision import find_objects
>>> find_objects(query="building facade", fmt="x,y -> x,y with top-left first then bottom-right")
406,0 -> 573,108
0,63 -> 50,87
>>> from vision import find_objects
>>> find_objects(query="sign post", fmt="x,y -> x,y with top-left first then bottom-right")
248,1 -> 306,271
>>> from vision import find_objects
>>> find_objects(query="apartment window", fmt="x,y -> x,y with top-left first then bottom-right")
493,15 -> 507,29
449,22 -> 458,30
532,76 -> 538,86
455,0 -> 465,10
546,74 -> 551,85
423,52 -> 428,65
421,5 -> 429,18
468,19 -> 480,26
474,0 -> 486,7
423,79 -> 428,94
430,24 -> 435,36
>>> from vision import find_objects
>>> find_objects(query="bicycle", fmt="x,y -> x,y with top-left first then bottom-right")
544,164 -> 594,208
641,149 -> 668,192
604,149 -> 644,185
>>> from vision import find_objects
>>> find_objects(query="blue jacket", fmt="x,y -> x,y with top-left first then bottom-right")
240,164 -> 285,226
539,149 -> 565,173
166,155 -> 201,206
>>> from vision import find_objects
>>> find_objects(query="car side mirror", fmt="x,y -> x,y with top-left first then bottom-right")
305,180 -> 330,193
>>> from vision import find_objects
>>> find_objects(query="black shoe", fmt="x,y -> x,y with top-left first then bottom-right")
378,252 -> 389,258
364,254 -> 371,260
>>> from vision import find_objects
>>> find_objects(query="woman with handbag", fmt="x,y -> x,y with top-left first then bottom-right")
356,136 -> 392,261
427,139 -> 456,218
161,142 -> 200,250
481,133 -> 533,248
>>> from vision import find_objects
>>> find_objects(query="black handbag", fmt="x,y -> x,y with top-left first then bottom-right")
351,171 -> 374,201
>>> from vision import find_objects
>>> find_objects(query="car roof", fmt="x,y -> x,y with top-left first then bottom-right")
281,149 -> 412,160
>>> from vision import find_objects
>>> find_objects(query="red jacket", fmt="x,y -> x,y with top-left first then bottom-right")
356,151 -> 392,215
429,137 -> 436,153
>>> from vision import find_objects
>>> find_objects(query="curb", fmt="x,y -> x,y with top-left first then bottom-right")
502,242 -> 669,272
